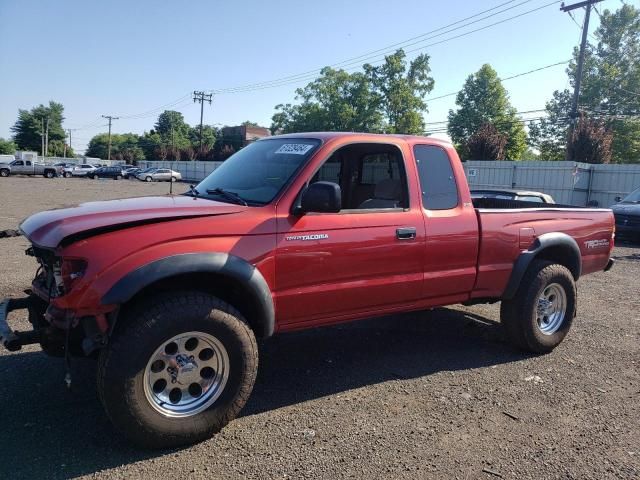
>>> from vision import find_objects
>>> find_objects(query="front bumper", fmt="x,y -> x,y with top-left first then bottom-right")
604,258 -> 615,272
0,297 -> 41,352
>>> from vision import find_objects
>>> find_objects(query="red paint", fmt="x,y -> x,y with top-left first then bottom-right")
19,133 -> 615,334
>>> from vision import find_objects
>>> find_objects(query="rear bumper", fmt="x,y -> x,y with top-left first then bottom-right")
0,297 -> 41,352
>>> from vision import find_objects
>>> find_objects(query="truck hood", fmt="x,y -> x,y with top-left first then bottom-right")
611,203 -> 640,215
20,195 -> 247,248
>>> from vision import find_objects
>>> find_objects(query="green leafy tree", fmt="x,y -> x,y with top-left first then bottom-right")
271,49 -> 433,135
448,64 -> 527,160
10,101 -> 66,153
86,133 -> 144,160
188,125 -> 218,152
363,50 -> 435,134
531,4 -> 640,163
0,138 -> 17,155
241,120 -> 261,127
272,67 -> 383,133
155,110 -> 191,149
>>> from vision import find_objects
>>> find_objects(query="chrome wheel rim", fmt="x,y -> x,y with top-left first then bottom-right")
143,331 -> 229,417
536,283 -> 567,335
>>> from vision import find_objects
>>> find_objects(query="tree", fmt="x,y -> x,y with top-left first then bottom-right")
466,123 -> 507,160
448,64 -> 527,160
188,125 -> 217,152
241,120 -> 261,127
10,101 -> 67,154
272,67 -> 383,134
155,110 -> 191,150
363,50 -> 435,134
567,114 -> 613,164
528,89 -> 573,160
531,4 -> 640,163
85,133 -> 144,160
271,48 -> 434,135
0,138 -> 16,155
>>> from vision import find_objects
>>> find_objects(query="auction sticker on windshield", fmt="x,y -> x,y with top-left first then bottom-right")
275,143 -> 315,155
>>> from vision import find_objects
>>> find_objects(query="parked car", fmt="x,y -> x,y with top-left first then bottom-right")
611,186 -> 640,241
3,133 -> 615,449
470,188 -> 555,204
64,164 -> 97,178
137,168 -> 181,182
89,166 -> 127,180
123,167 -> 141,179
0,159 -> 60,178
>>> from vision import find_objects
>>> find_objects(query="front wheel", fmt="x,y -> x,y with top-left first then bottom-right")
97,292 -> 258,449
0,169 -> 9,177
500,260 -> 576,353
145,176 -> 152,182
116,175 -> 122,180
171,176 -> 177,182
64,172 -> 72,178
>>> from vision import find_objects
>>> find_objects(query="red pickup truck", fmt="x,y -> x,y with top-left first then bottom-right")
1,133 -> 614,448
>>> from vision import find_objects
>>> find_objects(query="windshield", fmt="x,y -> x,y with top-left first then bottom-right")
621,187 -> 640,203
194,138 -> 321,205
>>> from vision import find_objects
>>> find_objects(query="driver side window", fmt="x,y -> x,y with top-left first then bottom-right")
310,143 -> 408,211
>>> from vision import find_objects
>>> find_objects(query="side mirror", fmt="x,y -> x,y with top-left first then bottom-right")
300,181 -> 341,213
614,196 -> 622,203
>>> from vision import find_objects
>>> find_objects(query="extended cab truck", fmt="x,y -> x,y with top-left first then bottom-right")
0,159 -> 60,178
0,133 -> 615,448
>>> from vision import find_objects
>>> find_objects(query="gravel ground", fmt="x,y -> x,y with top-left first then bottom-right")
0,177 -> 638,480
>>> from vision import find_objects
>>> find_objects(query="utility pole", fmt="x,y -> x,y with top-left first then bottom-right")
101,115 -> 119,160
41,118 -> 45,158
66,129 -> 74,158
561,0 -> 603,121
44,117 -> 50,158
561,0 -> 605,158
193,91 -> 213,153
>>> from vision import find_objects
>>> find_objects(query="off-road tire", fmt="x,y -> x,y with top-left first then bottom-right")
500,260 -> 576,353
0,169 -> 9,177
97,291 -> 258,449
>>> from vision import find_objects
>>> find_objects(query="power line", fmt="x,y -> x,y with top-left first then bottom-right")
193,91 -> 213,152
212,0 -> 562,94
426,60 -> 570,102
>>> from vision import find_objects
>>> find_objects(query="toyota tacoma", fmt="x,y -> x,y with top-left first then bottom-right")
0,133 -> 615,448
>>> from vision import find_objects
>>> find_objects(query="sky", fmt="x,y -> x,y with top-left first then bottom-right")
0,0 -> 625,154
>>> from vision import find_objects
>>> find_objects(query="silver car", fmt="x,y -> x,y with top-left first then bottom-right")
137,168 -> 181,182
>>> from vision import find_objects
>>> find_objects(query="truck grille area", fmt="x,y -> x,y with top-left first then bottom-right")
27,245 -> 64,298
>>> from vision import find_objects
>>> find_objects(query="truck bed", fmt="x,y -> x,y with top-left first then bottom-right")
471,198 -> 614,299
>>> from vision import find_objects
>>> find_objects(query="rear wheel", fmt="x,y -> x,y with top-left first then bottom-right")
171,176 -> 177,182
500,260 -> 576,353
97,291 -> 258,449
145,176 -> 152,182
44,170 -> 55,178
116,175 -> 122,180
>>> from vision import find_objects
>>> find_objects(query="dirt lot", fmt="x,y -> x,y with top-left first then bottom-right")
0,177 -> 638,480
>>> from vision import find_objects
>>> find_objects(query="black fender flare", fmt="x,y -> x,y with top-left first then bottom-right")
101,253 -> 275,337
502,232 -> 581,300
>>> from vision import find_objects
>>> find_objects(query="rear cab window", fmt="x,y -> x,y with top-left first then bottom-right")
413,145 -> 459,210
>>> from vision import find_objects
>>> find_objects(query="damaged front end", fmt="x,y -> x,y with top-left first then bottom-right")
1,245 -> 108,358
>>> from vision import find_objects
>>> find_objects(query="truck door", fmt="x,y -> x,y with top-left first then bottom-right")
11,160 -> 26,174
413,144 -> 479,299
275,142 -> 426,327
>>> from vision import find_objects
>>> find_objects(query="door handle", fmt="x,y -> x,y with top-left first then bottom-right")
396,227 -> 416,240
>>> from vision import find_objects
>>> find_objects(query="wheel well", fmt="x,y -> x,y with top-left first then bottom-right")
535,245 -> 580,279
117,272 -> 269,338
